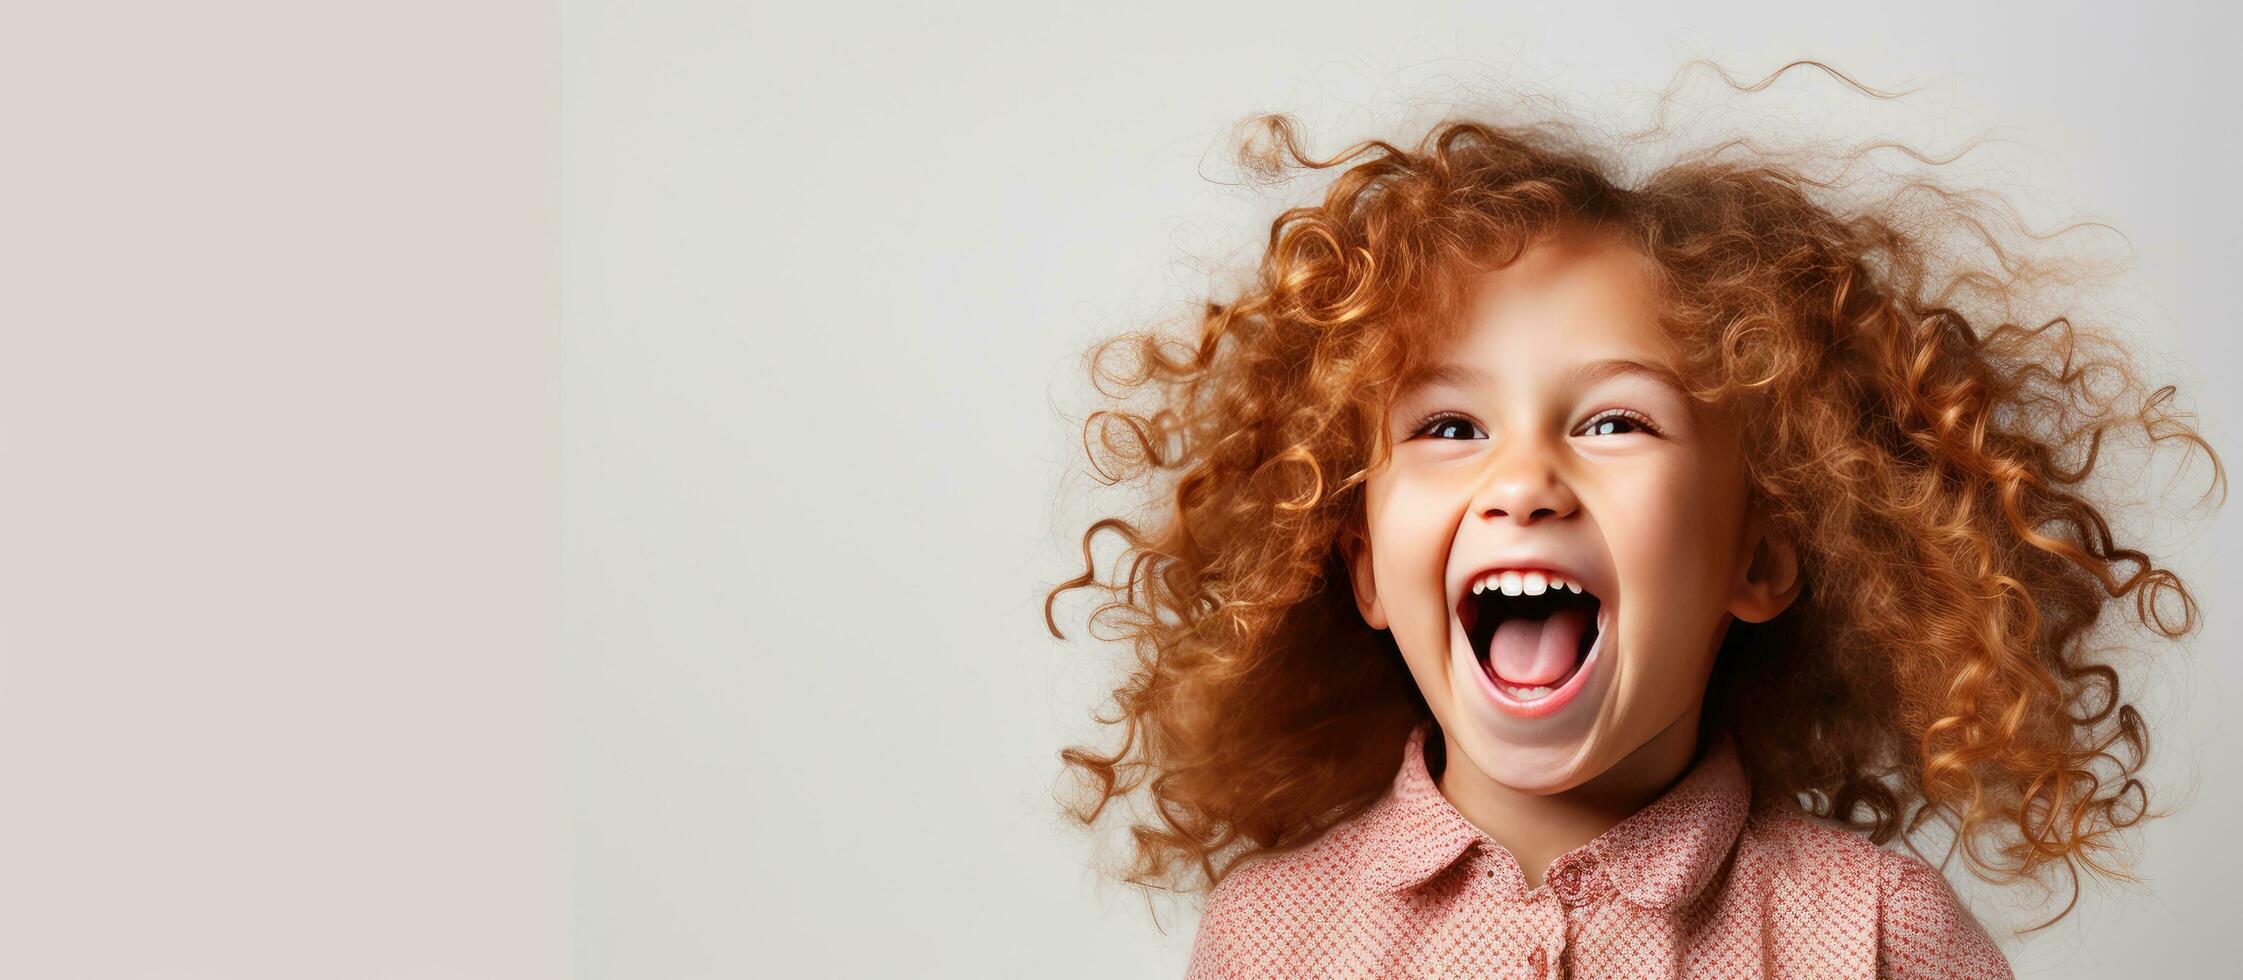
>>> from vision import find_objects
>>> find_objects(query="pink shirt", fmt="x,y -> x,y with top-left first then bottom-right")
1187,721 -> 2011,978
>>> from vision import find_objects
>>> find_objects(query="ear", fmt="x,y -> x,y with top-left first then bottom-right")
1337,524 -> 1389,631
1728,512 -> 1802,624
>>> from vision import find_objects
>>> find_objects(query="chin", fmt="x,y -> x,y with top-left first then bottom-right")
1449,723 -> 1611,795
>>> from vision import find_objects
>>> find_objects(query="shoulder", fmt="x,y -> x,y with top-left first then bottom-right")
1735,807 -> 2011,978
1186,813 -> 1385,977
1190,824 -> 1362,924
1742,804 -> 1894,885
1729,807 -> 1890,950
1873,848 -> 2013,979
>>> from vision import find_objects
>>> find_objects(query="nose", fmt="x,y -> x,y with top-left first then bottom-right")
1471,439 -> 1580,526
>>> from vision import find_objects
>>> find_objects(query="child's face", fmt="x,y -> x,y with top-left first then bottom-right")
1344,233 -> 1796,794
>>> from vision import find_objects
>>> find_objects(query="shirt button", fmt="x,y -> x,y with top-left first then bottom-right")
1530,947 -> 1548,977
1548,861 -> 1603,906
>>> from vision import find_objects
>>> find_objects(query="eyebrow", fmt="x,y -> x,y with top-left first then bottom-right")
1399,357 -> 1689,398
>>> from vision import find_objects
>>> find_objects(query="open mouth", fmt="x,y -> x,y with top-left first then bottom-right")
1457,570 -> 1603,701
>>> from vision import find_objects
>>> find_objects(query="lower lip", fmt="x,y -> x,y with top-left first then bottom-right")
1465,610 -> 1606,720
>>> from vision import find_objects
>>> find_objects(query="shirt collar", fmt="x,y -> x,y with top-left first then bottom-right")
1356,719 -> 1752,910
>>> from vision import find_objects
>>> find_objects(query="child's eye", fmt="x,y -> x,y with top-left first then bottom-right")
1579,405 -> 1668,435
1417,412 -> 1489,439
1408,405 -> 1659,437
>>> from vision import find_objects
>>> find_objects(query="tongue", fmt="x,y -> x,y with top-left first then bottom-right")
1490,608 -> 1590,686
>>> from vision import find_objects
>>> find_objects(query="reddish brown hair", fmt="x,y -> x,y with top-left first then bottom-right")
1042,62 -> 2220,930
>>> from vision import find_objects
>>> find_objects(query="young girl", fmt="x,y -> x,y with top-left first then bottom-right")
1044,64 -> 2219,978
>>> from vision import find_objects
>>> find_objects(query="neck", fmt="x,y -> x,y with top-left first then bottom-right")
1433,706 -> 1705,890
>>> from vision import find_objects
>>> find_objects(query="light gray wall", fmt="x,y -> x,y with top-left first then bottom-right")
1,3 -> 564,978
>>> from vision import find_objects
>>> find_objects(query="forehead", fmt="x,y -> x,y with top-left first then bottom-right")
1400,235 -> 1675,396
1398,355 -> 1685,401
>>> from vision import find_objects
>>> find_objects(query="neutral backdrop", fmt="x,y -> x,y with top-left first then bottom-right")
4,2 -> 2234,979
3,3 -> 563,979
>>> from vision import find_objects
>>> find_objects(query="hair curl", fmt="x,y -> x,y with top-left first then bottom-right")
1042,60 -> 2222,931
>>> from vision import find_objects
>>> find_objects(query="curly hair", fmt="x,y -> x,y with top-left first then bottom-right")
1042,61 -> 2221,931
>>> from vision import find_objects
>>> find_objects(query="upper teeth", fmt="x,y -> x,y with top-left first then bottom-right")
1471,570 -> 1583,597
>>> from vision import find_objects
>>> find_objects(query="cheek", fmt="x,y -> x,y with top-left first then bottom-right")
1606,461 -> 1749,630
1363,477 -> 1460,651
1627,480 -> 1729,562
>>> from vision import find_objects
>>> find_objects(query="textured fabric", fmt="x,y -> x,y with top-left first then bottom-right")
1187,721 -> 2012,978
